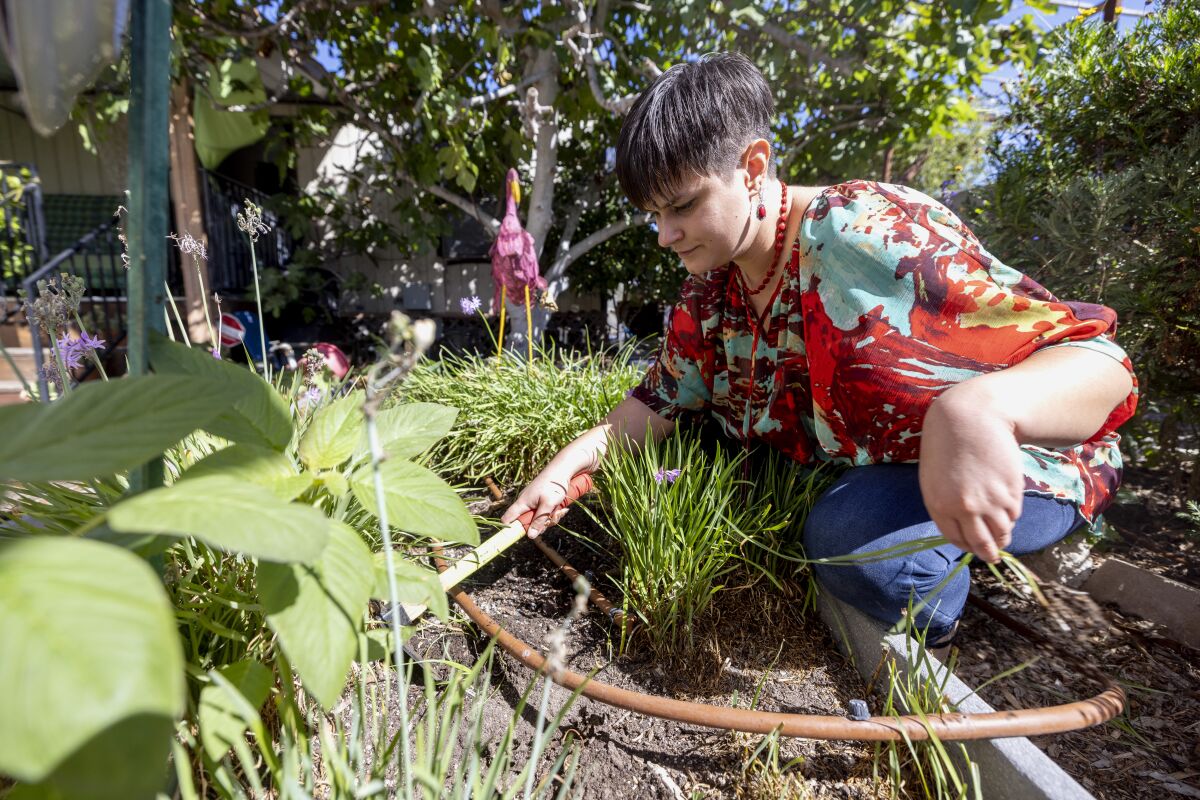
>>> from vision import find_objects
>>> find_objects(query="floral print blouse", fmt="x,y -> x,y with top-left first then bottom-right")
630,180 -> 1138,525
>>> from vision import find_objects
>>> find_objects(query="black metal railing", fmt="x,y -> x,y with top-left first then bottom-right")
200,169 -> 293,295
1,164 -> 48,317
22,218 -> 183,400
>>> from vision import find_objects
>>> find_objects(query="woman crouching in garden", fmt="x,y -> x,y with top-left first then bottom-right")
502,52 -> 1137,655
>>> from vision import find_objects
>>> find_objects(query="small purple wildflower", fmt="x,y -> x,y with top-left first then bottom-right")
56,334 -> 83,369
210,347 -> 222,359
1032,235 -> 1040,241
57,331 -> 106,370
299,386 -> 323,410
653,467 -> 681,485
459,295 -> 482,315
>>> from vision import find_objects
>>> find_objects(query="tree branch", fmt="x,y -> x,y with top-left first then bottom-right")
548,212 -> 653,280
714,10 -> 858,78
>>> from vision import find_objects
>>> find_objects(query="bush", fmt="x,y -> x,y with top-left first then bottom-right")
967,3 -> 1200,451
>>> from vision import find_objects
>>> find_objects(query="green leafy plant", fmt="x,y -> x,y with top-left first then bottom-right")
0,316 -> 496,796
397,341 -> 641,490
0,167 -> 37,282
872,637 -> 982,800
739,448 -> 838,609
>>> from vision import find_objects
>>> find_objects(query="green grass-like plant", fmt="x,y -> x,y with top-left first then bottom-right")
396,341 -> 641,490
871,612 -> 981,800
591,430 -> 750,657
591,432 -> 838,657
739,448 -> 838,609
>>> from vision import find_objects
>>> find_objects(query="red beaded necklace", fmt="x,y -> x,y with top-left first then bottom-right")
742,182 -> 790,297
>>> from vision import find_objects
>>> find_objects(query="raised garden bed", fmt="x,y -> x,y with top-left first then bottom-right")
390,495 -> 1161,799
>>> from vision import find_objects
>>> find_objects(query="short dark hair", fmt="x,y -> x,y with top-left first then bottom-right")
615,52 -> 775,211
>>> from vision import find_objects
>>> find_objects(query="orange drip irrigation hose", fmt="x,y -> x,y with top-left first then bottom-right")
437,549 -> 1125,742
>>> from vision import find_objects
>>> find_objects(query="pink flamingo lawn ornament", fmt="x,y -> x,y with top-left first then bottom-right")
489,168 -> 544,361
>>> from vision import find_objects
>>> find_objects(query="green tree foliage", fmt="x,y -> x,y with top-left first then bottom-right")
171,0 -> 1042,311
969,3 -> 1200,436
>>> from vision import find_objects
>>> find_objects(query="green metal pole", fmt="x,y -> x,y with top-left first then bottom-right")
127,0 -> 171,491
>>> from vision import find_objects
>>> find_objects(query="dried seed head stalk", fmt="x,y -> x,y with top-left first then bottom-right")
167,231 -> 207,261
236,199 -> 271,243
302,347 -> 325,386
545,576 -> 590,680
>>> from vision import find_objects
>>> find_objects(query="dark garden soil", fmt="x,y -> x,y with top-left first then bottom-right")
402,499 -> 894,800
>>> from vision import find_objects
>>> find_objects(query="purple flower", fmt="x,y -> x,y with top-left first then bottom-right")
940,179 -> 956,191
56,332 -> 106,370
459,296 -> 482,315
299,386 -> 323,410
653,467 -> 681,485
210,347 -> 222,359
56,334 -> 83,369
1032,235 -> 1040,241
78,331 -> 105,353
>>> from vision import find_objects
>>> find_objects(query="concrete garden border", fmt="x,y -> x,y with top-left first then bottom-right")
816,585 -> 1096,800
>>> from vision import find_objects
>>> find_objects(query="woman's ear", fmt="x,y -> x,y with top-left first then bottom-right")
741,138 -> 772,191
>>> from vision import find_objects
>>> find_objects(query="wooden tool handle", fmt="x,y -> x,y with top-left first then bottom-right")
399,472 -> 596,623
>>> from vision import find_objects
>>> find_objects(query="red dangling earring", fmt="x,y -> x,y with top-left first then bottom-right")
755,189 -> 766,220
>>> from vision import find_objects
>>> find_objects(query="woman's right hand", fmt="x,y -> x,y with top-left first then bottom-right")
500,396 -> 672,538
500,462 -> 580,538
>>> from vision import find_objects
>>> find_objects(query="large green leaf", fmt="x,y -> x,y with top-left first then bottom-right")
259,521 -> 374,708
149,333 -> 293,451
181,444 -> 312,501
350,459 -> 478,545
298,390 -> 363,469
353,402 -> 458,462
371,552 -> 448,622
197,660 -> 273,762
0,539 -> 183,797
0,375 -> 236,482
107,476 -> 328,563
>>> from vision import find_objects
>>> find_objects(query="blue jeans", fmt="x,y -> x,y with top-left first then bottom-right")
802,463 -> 1085,643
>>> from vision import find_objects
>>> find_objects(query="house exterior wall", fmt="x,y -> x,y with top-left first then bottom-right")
0,94 -> 126,195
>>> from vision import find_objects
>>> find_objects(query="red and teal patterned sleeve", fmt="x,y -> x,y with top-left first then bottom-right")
629,273 -> 719,421
899,186 -> 1139,440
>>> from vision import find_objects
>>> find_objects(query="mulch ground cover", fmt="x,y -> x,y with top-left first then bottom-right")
954,571 -> 1200,799
1102,465 -> 1200,590
952,458 -> 1200,799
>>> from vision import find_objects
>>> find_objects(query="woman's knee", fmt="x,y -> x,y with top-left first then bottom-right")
809,539 -> 969,638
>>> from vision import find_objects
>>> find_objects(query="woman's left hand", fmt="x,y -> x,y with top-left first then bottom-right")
918,384 -> 1025,563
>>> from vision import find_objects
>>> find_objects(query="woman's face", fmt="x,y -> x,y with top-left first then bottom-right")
643,169 -> 756,276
